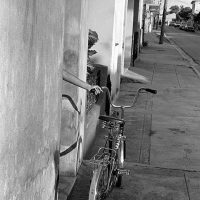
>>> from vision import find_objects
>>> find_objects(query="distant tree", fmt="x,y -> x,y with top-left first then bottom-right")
180,5 -> 184,10
194,12 -> 200,24
169,5 -> 180,14
177,7 -> 192,21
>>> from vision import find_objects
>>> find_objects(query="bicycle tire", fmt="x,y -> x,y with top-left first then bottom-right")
89,164 -> 109,200
116,174 -> 122,187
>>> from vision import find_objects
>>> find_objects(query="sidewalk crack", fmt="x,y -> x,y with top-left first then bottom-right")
174,65 -> 181,88
151,63 -> 156,84
184,173 -> 191,200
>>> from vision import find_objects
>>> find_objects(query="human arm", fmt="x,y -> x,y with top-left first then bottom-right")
63,69 -> 102,94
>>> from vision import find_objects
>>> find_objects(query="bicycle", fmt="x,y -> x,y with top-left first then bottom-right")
88,86 -> 157,200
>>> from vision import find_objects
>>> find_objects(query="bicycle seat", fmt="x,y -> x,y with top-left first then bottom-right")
99,115 -> 125,125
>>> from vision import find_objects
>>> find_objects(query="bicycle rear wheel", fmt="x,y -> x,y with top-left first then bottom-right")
89,164 -> 109,200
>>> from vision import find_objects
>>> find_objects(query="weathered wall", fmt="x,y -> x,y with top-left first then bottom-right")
133,0 -> 140,36
124,0 -> 135,68
139,0 -> 144,46
144,4 -> 155,33
125,0 -> 143,66
116,0 -> 129,75
111,0 -> 128,96
60,0 -> 88,176
132,0 -> 140,62
0,0 -> 65,199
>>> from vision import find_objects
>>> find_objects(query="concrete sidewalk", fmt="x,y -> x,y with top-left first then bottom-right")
61,32 -> 200,200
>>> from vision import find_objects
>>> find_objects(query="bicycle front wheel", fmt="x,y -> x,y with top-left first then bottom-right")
89,165 -> 109,200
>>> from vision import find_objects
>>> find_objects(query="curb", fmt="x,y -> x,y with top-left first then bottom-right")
164,33 -> 200,80
58,176 -> 76,200
189,66 -> 200,79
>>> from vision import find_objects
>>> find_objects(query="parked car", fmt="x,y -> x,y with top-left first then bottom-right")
185,21 -> 195,32
174,22 -> 181,27
169,21 -> 175,26
179,22 -> 186,30
185,24 -> 195,32
194,23 -> 200,31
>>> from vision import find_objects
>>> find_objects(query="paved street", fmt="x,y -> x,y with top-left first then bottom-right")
60,32 -> 200,200
166,26 -> 200,65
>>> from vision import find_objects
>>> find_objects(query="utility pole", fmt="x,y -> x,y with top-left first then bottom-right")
159,0 -> 168,44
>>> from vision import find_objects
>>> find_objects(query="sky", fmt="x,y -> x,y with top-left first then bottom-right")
167,0 -> 191,9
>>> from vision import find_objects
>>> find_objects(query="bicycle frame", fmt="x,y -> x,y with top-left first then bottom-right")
105,128 -> 124,192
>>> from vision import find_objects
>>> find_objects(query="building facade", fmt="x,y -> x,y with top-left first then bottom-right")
143,3 -> 160,33
0,0 -> 143,199
191,0 -> 200,14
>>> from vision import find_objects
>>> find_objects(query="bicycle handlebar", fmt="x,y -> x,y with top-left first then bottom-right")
144,88 -> 157,94
101,86 -> 157,109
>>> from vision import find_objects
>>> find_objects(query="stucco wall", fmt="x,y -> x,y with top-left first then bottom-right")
139,0 -> 144,46
125,0 -> 143,66
132,0 -> 141,61
88,0 -> 115,69
144,4 -> 156,33
111,0 -> 127,96
88,0 -> 127,97
0,0 -> 64,199
124,0 -> 135,68
60,0 -> 88,176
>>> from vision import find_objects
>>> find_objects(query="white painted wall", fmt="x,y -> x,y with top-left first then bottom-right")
111,0 -> 127,96
60,0 -> 88,176
0,0 -> 65,199
88,0 -> 127,97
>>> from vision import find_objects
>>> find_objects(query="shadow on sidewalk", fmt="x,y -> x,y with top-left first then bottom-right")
65,32 -> 200,200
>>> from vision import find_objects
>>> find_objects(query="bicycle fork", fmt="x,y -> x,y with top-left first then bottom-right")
117,123 -> 129,172
117,133 -> 130,176
105,133 -> 129,193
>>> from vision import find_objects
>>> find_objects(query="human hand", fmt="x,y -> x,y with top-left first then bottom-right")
90,85 -> 103,95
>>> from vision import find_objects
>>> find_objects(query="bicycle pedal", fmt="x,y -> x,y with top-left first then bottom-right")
118,169 -> 130,175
